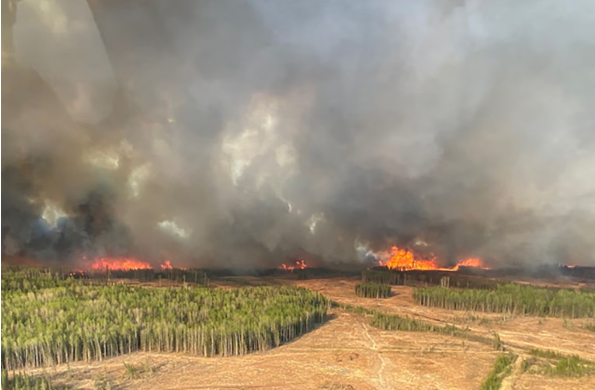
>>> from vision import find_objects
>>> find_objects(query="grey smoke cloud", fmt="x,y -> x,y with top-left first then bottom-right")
3,0 -> 595,268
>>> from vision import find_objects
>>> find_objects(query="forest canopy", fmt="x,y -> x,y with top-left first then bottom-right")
1,269 -> 329,370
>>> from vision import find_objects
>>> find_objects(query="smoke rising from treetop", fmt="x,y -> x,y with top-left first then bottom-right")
3,0 -> 595,268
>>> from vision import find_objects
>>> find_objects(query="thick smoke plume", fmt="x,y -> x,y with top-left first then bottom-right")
3,0 -> 595,268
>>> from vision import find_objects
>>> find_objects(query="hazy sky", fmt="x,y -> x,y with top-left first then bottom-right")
4,0 -> 595,268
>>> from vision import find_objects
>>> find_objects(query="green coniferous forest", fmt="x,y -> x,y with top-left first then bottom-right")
362,269 -> 506,289
1,269 -> 329,370
354,282 -> 391,298
413,284 -> 595,318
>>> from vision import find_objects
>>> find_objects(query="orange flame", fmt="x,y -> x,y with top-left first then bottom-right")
280,264 -> 294,271
278,260 -> 307,272
89,257 -> 153,271
383,246 -> 488,271
455,257 -> 482,269
384,246 -> 437,270
84,257 -> 185,272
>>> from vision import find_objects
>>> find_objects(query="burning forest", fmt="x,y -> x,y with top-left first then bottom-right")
278,260 -> 308,272
3,1 -> 595,389
378,246 -> 489,272
88,257 -> 153,271
2,0 -> 595,272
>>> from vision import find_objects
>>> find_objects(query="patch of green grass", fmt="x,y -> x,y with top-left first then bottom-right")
122,359 -> 158,380
332,302 -> 375,315
521,359 -> 532,373
123,363 -> 140,379
529,349 -> 595,377
479,354 -> 515,390
547,356 -> 595,377
529,349 -> 591,364
530,348 -> 565,360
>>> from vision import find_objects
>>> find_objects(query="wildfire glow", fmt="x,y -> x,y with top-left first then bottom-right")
278,260 -> 307,272
456,257 -> 483,268
382,246 -> 489,271
85,257 -> 184,271
90,257 -> 152,271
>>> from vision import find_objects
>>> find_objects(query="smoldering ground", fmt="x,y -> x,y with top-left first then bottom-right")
2,0 -> 595,268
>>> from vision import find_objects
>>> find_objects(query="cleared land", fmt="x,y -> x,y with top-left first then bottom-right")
25,309 -> 495,390
292,277 -> 595,389
6,274 -> 595,389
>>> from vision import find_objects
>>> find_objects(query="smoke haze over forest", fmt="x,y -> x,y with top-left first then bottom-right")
3,0 -> 595,269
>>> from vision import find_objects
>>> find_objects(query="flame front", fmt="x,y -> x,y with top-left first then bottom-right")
384,246 -> 438,270
85,257 -> 181,271
278,260 -> 307,271
90,257 -> 152,271
383,246 -> 488,271
455,257 -> 482,268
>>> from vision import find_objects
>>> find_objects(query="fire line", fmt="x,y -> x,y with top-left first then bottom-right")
381,246 -> 489,271
85,257 -> 175,271
278,260 -> 307,272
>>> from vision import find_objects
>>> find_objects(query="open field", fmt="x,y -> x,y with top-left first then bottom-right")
290,278 -> 595,359
4,273 -> 595,389
23,310 -> 495,390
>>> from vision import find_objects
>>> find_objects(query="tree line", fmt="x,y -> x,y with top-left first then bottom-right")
106,268 -> 209,285
1,266 -> 210,286
413,284 -> 595,318
1,269 -> 329,370
355,283 -> 391,298
362,269 -> 506,289
361,270 -> 401,285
